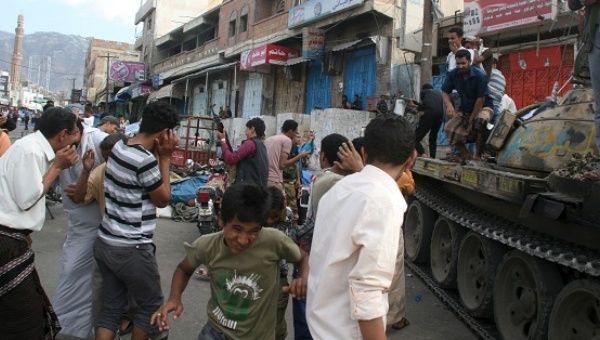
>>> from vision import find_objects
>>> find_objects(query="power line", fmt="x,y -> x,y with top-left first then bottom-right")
0,57 -> 83,77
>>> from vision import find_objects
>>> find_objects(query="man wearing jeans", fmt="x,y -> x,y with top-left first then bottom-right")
570,0 -> 600,150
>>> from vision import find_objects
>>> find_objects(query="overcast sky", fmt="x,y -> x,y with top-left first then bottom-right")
1,0 -> 141,42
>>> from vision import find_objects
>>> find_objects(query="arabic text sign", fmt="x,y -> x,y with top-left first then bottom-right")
464,0 -> 555,36
109,61 -> 146,82
302,28 -> 326,59
240,44 -> 299,70
288,0 -> 365,28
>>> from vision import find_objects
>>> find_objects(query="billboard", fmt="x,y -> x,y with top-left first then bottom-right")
464,0 -> 556,36
302,28 -> 326,59
240,44 -> 299,70
289,0 -> 365,28
109,60 -> 146,82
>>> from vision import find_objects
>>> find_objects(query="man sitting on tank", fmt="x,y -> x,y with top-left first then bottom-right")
441,49 -> 489,162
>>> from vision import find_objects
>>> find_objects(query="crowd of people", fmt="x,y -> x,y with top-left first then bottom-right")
0,97 -> 418,340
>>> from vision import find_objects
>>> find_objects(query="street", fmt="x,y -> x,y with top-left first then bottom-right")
34,204 -> 476,340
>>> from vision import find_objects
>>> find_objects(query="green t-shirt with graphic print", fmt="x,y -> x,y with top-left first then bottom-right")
185,228 -> 301,339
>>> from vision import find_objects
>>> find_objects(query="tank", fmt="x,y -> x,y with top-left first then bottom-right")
406,87 -> 600,340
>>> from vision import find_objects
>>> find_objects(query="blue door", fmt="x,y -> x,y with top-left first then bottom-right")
305,58 -> 331,113
344,46 -> 376,110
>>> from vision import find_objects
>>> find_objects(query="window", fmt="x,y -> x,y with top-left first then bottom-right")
240,5 -> 249,33
229,11 -> 237,37
183,38 -> 196,51
146,17 -> 152,30
274,0 -> 286,13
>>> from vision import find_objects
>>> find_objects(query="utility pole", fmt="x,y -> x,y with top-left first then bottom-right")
69,77 -> 76,90
98,53 -> 112,114
420,0 -> 434,86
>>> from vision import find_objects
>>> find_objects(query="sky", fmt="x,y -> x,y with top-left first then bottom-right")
0,0 -> 141,42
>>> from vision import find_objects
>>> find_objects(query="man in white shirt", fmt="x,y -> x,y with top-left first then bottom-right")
446,27 -> 475,72
0,107 -> 80,339
307,115 -> 417,340
52,117 -> 109,339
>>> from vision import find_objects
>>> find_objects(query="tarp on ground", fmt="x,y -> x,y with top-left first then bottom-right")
170,175 -> 208,204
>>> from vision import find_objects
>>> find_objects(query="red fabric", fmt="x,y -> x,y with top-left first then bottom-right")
221,139 -> 256,166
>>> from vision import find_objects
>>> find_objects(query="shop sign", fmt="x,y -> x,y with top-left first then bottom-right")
132,84 -> 152,98
109,60 -> 146,82
289,0 -> 365,28
464,0 -> 556,36
302,28 -> 325,59
240,44 -> 299,70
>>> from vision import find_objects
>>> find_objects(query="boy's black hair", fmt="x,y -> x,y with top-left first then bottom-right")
139,101 -> 179,134
422,83 -> 434,90
221,183 -> 271,226
455,49 -> 472,61
448,26 -> 464,37
321,133 -> 349,165
246,117 -> 266,138
100,133 -> 128,151
267,186 -> 285,215
281,119 -> 298,133
37,107 -> 78,139
351,137 -> 365,153
364,115 -> 415,166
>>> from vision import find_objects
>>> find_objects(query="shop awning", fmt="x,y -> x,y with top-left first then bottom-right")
159,54 -> 225,81
115,86 -> 132,100
173,62 -> 239,83
330,39 -> 362,52
147,83 -> 184,103
286,57 -> 311,66
328,36 -> 383,52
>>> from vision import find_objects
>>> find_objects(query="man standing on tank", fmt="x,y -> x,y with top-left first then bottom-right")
569,0 -> 600,151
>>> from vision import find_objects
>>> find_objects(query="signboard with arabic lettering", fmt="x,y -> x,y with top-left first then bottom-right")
240,44 -> 299,70
302,28 -> 326,59
464,0 -> 556,36
109,60 -> 146,82
288,0 -> 365,28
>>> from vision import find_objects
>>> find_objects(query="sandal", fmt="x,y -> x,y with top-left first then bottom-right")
391,317 -> 410,330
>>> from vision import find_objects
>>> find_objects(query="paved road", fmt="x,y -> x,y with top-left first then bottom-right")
34,205 -> 476,340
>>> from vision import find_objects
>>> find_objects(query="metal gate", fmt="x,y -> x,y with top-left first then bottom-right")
211,80 -> 228,115
192,84 -> 208,116
305,58 -> 331,113
343,46 -> 376,110
242,73 -> 262,118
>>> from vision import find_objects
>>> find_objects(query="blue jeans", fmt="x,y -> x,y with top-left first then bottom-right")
292,269 -> 313,339
197,322 -> 225,340
590,25 -> 600,151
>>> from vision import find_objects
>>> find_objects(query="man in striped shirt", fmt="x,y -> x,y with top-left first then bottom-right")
93,101 -> 179,340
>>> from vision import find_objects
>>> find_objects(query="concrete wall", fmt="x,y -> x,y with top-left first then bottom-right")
310,108 -> 374,149
221,115 -> 278,149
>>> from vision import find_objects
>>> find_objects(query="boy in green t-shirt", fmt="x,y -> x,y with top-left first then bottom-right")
151,183 -> 308,339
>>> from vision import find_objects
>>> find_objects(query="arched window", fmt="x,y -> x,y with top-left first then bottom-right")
229,10 -> 237,37
240,5 -> 249,33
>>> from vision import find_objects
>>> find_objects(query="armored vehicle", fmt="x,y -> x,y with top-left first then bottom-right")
406,87 -> 600,340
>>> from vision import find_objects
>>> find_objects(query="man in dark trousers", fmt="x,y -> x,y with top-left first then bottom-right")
570,0 -> 600,150
442,49 -> 488,162
414,84 -> 444,158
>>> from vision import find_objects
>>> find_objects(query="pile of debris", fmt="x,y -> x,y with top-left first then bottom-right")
552,153 -> 600,181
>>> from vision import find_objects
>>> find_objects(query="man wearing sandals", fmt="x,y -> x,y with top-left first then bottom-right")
442,49 -> 489,162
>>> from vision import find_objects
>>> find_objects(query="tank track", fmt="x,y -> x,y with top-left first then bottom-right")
415,182 -> 600,277
406,260 -> 497,340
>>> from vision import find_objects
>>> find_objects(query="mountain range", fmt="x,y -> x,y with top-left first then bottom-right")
0,31 -> 90,93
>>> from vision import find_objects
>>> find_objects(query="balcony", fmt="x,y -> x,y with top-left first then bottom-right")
288,0 -> 366,28
154,39 -> 220,76
134,36 -> 143,51
135,0 -> 156,25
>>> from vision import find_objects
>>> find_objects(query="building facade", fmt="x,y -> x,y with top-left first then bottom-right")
83,38 -> 140,104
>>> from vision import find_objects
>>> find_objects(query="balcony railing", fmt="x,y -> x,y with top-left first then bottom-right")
153,38 -> 220,74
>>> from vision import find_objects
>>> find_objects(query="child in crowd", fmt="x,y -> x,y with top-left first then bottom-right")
151,183 -> 308,340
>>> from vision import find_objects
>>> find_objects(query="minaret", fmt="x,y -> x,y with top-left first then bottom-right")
10,15 -> 24,90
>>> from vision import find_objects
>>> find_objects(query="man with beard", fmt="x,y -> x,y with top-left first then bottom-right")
442,49 -> 488,162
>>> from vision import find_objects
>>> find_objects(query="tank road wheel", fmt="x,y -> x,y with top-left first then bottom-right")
549,280 -> 600,340
457,232 -> 505,318
494,251 -> 563,340
430,217 -> 466,288
404,200 -> 436,263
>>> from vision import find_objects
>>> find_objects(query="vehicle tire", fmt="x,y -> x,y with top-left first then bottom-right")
494,250 -> 563,340
457,232 -> 506,318
548,279 -> 600,340
430,217 -> 466,288
404,200 -> 436,263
